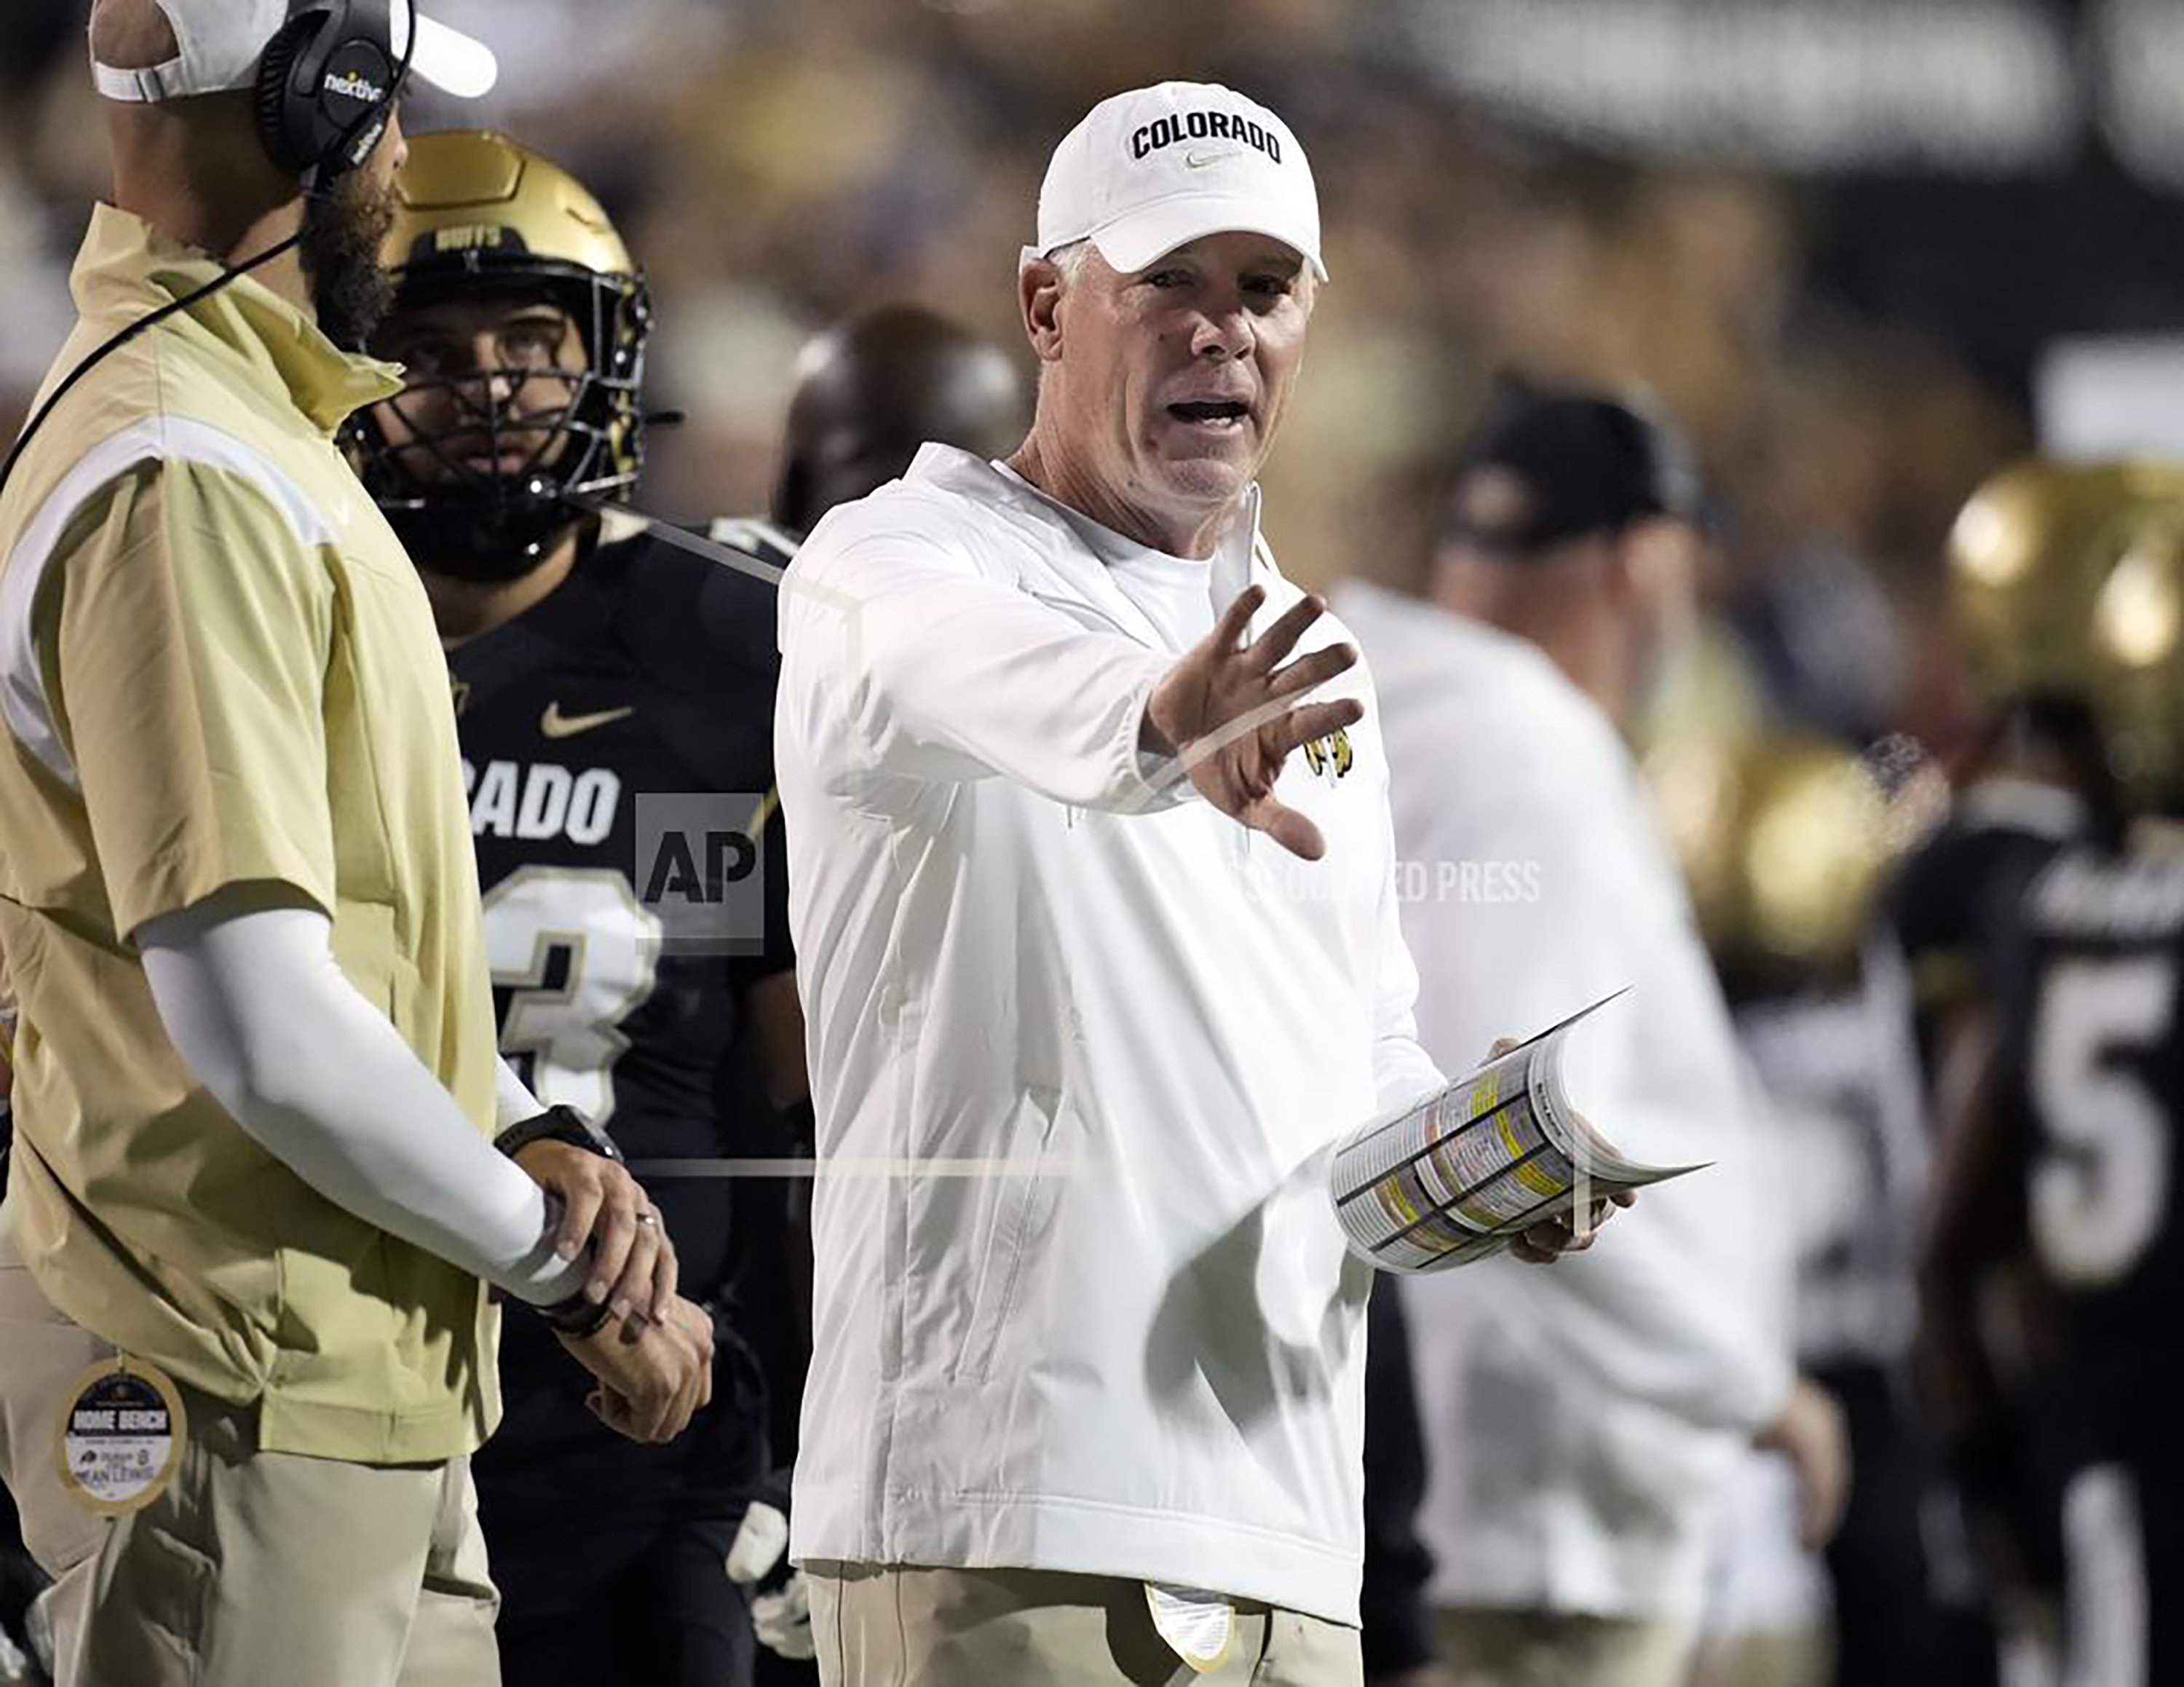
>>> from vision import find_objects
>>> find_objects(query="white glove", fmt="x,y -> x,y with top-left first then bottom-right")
752,1576 -> 815,1661
0,1620 -> 28,1684
725,1501 -> 817,1660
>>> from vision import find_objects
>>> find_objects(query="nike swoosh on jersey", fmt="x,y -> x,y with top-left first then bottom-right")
539,702 -> 636,739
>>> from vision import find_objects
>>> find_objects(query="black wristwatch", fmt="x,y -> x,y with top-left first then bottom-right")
495,1103 -> 624,1166
499,1105 -> 622,1338
537,1279 -> 614,1339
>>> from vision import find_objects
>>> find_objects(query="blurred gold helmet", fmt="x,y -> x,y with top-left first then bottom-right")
2089,499 -> 2184,815
1654,731 -> 1897,981
1946,457 -> 2184,708
349,130 -> 652,569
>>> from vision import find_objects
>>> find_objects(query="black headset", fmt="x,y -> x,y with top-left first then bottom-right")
255,0 -> 403,182
0,1 -> 416,500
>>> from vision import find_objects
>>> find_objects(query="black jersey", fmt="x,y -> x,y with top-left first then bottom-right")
448,515 -> 791,1323
1733,978 -> 1926,1372
455,517 -> 793,1646
1990,832 -> 2184,1683
1883,775 -> 2086,1073
1993,835 -> 2184,1466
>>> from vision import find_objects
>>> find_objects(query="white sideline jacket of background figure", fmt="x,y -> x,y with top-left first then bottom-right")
775,446 -> 1447,1624
1333,581 -> 1795,1622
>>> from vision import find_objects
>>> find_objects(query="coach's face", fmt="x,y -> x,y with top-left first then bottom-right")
1027,232 -> 1313,550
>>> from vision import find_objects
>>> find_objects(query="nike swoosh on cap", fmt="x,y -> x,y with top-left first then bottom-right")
540,702 -> 635,738
1184,148 -> 1243,170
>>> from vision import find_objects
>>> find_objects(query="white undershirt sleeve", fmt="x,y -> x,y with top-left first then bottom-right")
495,1054 -> 545,1132
137,888 -> 587,1307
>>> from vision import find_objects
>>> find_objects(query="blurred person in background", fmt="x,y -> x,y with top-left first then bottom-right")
348,128 -> 803,1687
0,6 -> 715,1684
1918,494 -> 2184,1687
1886,462 -> 2170,1107
1902,459 -> 2184,1674
1663,732 -> 1995,1687
1334,384 -> 1848,1687
762,301 -> 1028,543
776,80 -> 1614,1687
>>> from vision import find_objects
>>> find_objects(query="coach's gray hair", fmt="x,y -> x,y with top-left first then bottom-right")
1042,238 -> 1094,287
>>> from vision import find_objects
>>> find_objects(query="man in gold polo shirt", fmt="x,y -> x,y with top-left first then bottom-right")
0,4 -> 715,1683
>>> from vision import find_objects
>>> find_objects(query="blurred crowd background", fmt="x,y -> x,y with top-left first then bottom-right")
6,0 -> 2184,765
5,2 -> 2184,1681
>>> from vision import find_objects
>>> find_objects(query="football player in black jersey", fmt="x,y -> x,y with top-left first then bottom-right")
1886,462 -> 2180,1081
348,130 -> 802,1687
1896,462 -> 2183,1647
1931,494 -> 2184,1686
1922,467 -> 2184,1678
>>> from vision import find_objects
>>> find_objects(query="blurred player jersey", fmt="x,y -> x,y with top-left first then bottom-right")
1994,832 -> 2184,1452
1990,828 -> 2184,1684
1884,774 -> 2086,1068
1733,972 -> 1926,1372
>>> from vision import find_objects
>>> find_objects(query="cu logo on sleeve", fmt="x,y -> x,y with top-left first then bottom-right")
635,793 -> 771,956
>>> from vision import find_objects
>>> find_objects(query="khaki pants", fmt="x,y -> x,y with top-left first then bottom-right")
0,1214 -> 499,1687
1688,1628 -> 1832,1687
808,1562 -> 1364,1687
1433,1605 -> 1693,1687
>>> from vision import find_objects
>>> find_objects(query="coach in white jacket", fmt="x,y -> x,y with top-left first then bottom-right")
1334,387 -> 1847,1687
775,86 -> 1607,1687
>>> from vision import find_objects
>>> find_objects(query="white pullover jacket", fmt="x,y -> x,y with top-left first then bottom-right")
776,446 -> 1445,1623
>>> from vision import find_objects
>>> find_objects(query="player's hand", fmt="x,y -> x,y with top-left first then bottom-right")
515,1139 -> 678,1327
557,1292 -> 714,1443
1143,585 -> 1363,861
726,1501 -> 818,1659
1755,1375 -> 1851,1549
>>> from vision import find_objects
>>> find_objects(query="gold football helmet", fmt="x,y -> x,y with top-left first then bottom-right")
349,130 -> 652,569
1656,731 -> 1898,981
1947,457 -> 2184,708
2089,498 -> 2184,815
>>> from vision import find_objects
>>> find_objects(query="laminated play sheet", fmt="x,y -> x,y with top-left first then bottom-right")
1330,991 -> 1699,1273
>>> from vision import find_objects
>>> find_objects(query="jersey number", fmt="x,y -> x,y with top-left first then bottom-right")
481,866 -> 662,1126
2029,956 -> 2175,1288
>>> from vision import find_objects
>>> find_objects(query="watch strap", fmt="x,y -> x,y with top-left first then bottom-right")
494,1103 -> 624,1165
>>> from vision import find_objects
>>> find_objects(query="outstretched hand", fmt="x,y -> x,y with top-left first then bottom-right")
1143,585 -> 1363,861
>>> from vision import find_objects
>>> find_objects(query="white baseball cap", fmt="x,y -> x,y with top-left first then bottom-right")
1031,80 -> 1327,283
92,0 -> 497,105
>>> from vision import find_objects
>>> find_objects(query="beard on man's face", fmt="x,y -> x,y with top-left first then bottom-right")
300,166 -> 398,352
